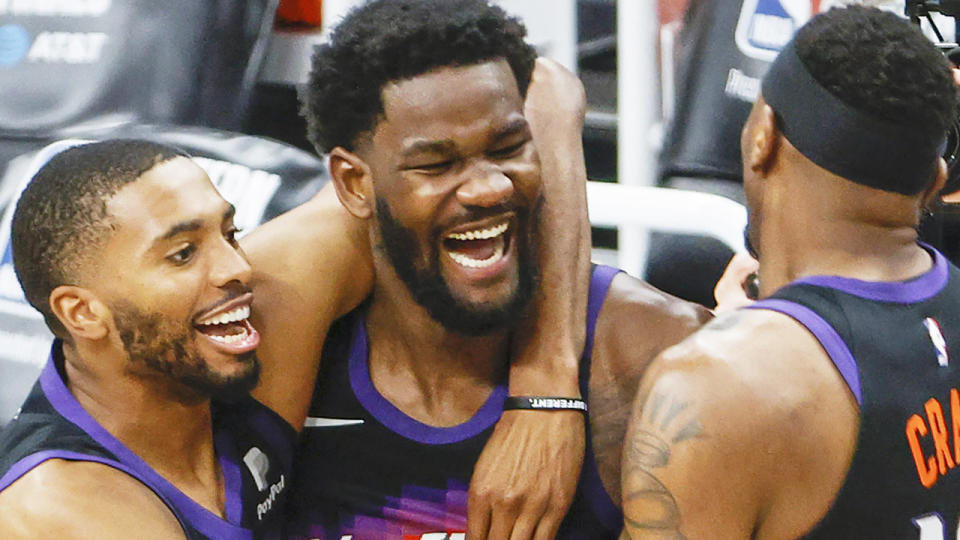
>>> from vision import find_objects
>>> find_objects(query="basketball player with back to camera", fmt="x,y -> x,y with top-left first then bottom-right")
620,6 -> 960,539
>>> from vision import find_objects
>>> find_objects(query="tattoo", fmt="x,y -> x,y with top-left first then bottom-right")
622,390 -> 702,539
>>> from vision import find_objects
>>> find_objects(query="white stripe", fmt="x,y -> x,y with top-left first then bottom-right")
304,417 -> 365,428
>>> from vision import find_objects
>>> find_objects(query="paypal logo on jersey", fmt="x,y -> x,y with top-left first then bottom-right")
735,0 -> 821,61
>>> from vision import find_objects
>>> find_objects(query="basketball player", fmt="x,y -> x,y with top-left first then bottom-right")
0,141 -> 295,538
620,6 -> 960,538
0,36 -> 601,540
283,1 -> 712,538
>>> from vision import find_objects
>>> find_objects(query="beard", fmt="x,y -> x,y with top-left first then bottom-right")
375,196 -> 540,336
112,301 -> 260,403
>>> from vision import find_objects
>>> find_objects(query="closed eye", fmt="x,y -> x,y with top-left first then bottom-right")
411,160 -> 455,175
489,140 -> 527,159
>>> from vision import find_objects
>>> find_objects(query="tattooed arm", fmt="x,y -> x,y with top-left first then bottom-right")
619,310 -> 858,539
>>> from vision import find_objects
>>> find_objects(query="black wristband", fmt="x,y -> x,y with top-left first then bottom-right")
503,396 -> 588,413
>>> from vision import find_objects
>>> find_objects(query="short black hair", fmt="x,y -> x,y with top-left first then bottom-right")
301,0 -> 537,154
11,139 -> 187,338
795,5 -> 957,148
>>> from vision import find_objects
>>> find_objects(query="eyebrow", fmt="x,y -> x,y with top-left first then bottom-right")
400,118 -> 531,158
156,204 -> 236,242
401,138 -> 456,158
491,118 -> 530,141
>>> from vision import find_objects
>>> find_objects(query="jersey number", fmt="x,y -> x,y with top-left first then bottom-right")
915,513 -> 958,539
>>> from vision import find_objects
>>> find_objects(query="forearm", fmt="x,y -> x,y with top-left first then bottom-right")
509,58 -> 590,396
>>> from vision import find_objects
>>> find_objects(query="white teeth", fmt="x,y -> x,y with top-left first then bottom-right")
447,242 -> 505,269
198,305 -> 250,326
206,327 -> 250,344
446,222 -> 508,241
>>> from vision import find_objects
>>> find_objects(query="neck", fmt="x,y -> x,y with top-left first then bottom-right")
364,271 -> 509,427
62,342 -> 223,513
757,169 -> 933,296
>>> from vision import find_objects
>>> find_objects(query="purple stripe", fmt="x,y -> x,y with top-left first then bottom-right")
748,299 -> 862,404
349,319 -> 506,444
0,450 -> 191,533
579,446 -> 623,532
580,265 -> 623,532
40,350 -> 253,540
583,265 -> 621,361
214,429 -> 243,525
791,245 -> 947,303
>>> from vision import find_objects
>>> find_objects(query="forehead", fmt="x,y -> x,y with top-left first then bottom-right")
105,156 -> 227,242
372,59 -> 524,148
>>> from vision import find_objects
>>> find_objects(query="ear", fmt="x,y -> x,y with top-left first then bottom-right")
49,286 -> 110,341
328,147 -> 374,219
922,157 -> 950,210
745,103 -> 778,174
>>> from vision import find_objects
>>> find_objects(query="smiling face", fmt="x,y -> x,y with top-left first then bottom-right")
359,60 -> 542,334
92,157 -> 261,400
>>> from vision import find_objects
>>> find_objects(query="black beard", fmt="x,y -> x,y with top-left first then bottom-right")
375,196 -> 540,336
112,301 -> 260,403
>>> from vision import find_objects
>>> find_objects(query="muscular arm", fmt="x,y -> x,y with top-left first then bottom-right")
0,460 -> 186,539
619,311 -> 857,540
467,58 -> 593,540
243,185 -> 373,431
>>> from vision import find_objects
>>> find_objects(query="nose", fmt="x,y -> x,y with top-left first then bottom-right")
210,237 -> 253,288
456,162 -> 514,208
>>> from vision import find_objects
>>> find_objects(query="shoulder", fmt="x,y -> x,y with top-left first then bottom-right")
593,272 -> 713,380
0,459 -> 186,539
640,306 -> 859,480
621,307 -> 859,537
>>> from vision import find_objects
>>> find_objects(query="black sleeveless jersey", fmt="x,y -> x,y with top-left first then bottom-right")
749,246 -> 960,539
285,265 -> 624,539
0,341 -> 297,540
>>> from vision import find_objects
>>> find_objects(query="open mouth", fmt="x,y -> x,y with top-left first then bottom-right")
443,221 -> 512,269
194,304 -> 258,349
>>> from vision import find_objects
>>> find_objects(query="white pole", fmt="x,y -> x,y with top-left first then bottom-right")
616,0 -> 659,277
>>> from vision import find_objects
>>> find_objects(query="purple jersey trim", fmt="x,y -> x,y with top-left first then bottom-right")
349,318 -> 507,444
791,245 -> 947,303
580,448 -> 624,531
0,449 -> 191,532
581,264 -> 624,531
214,429 -> 243,525
748,299 -> 862,405
584,265 -> 621,361
39,351 -> 253,540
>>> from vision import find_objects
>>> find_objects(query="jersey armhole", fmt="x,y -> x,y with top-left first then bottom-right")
0,450 -> 190,534
748,299 -> 862,405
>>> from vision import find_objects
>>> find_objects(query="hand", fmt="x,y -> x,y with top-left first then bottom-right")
713,252 -> 760,313
524,57 -> 587,138
467,410 -> 585,540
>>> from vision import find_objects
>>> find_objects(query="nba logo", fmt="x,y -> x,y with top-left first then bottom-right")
735,0 -> 823,61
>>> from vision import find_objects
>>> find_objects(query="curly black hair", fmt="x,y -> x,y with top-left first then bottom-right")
11,139 -> 187,338
795,5 -> 957,147
301,0 -> 537,154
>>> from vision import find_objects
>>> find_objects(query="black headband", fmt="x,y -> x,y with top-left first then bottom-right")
761,40 -> 943,195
